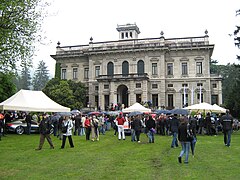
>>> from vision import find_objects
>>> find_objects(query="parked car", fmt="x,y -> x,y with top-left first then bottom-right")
6,119 -> 53,135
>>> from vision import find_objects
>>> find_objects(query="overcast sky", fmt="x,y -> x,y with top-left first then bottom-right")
33,0 -> 240,76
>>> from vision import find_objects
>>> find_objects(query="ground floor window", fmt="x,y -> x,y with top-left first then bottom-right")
104,95 -> 109,111
95,95 -> 99,109
167,94 -> 174,109
152,94 -> 158,108
211,95 -> 218,105
197,93 -> 203,103
136,94 -> 142,103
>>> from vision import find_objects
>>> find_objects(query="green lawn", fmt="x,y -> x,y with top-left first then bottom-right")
0,130 -> 240,180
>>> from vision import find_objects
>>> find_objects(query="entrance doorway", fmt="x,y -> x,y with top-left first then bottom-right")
117,85 -> 128,107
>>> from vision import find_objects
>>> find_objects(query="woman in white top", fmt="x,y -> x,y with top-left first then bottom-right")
61,116 -> 74,149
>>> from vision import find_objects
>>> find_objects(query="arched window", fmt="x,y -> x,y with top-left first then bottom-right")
107,62 -> 114,76
137,60 -> 144,75
122,61 -> 129,76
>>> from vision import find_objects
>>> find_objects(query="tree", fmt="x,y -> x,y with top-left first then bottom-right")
43,78 -> 87,110
0,0 -> 49,71
32,60 -> 50,90
55,63 -> 61,79
0,72 -> 16,102
209,61 -> 240,117
18,60 -> 32,90
234,9 -> 240,60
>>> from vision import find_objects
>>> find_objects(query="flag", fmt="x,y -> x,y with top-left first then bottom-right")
199,85 -> 202,103
191,86 -> 194,105
183,85 -> 186,107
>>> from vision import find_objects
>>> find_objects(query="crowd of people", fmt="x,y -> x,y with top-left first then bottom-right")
0,109 -> 235,164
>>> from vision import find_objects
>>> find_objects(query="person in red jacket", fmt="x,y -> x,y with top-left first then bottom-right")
84,116 -> 91,140
116,113 -> 126,140
0,113 -> 4,140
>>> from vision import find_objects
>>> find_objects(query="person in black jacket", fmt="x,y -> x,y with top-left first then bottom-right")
35,114 -> 54,150
132,115 -> 142,143
74,114 -> 81,136
189,115 -> 198,156
25,112 -> 32,135
178,118 -> 191,164
146,115 -> 156,143
205,112 -> 212,135
220,110 -> 233,147
169,114 -> 179,148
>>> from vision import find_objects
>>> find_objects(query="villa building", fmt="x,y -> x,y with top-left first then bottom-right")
51,23 -> 222,110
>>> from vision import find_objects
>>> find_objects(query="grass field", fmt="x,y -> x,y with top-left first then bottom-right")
0,130 -> 240,180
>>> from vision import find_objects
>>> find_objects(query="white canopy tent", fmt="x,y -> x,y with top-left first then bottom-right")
184,102 -> 216,112
184,102 -> 227,114
212,104 -> 227,113
122,102 -> 151,113
0,89 -> 70,112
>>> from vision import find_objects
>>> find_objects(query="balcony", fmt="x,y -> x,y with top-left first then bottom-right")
96,73 -> 149,82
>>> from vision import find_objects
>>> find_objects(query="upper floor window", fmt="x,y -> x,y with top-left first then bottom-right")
152,84 -> 158,89
182,83 -> 188,87
168,84 -> 173,87
167,63 -> 173,75
73,68 -> 78,79
107,62 -> 114,76
95,66 -> 100,77
84,68 -> 89,79
197,83 -> 203,87
182,62 -> 188,75
61,69 -> 66,80
104,84 -> 109,89
136,83 -> 141,88
95,86 -> 99,91
122,61 -> 129,76
212,83 -> 217,88
196,62 -> 202,74
121,33 -> 124,39
137,60 -> 144,75
152,63 -> 157,75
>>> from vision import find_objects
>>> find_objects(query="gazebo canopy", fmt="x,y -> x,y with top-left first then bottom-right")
0,89 -> 70,112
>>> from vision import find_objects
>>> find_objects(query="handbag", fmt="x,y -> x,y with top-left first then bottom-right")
187,123 -> 193,141
187,132 -> 194,141
62,121 -> 69,133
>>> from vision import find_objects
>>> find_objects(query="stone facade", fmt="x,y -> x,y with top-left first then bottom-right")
51,24 -> 222,110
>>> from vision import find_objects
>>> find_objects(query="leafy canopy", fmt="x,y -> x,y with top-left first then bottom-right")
43,78 -> 87,110
0,0 -> 48,71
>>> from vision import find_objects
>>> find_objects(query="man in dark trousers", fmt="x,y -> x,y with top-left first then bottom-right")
35,114 -> 54,150
25,112 -> 32,135
205,112 -> 212,136
220,110 -> 233,147
170,114 -> 179,148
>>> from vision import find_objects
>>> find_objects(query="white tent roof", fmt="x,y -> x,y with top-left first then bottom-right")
184,102 -> 216,111
184,102 -> 227,114
0,89 -> 70,112
212,104 -> 227,113
122,102 -> 151,113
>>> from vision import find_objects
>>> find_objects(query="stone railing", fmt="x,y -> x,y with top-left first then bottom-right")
56,36 -> 209,55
